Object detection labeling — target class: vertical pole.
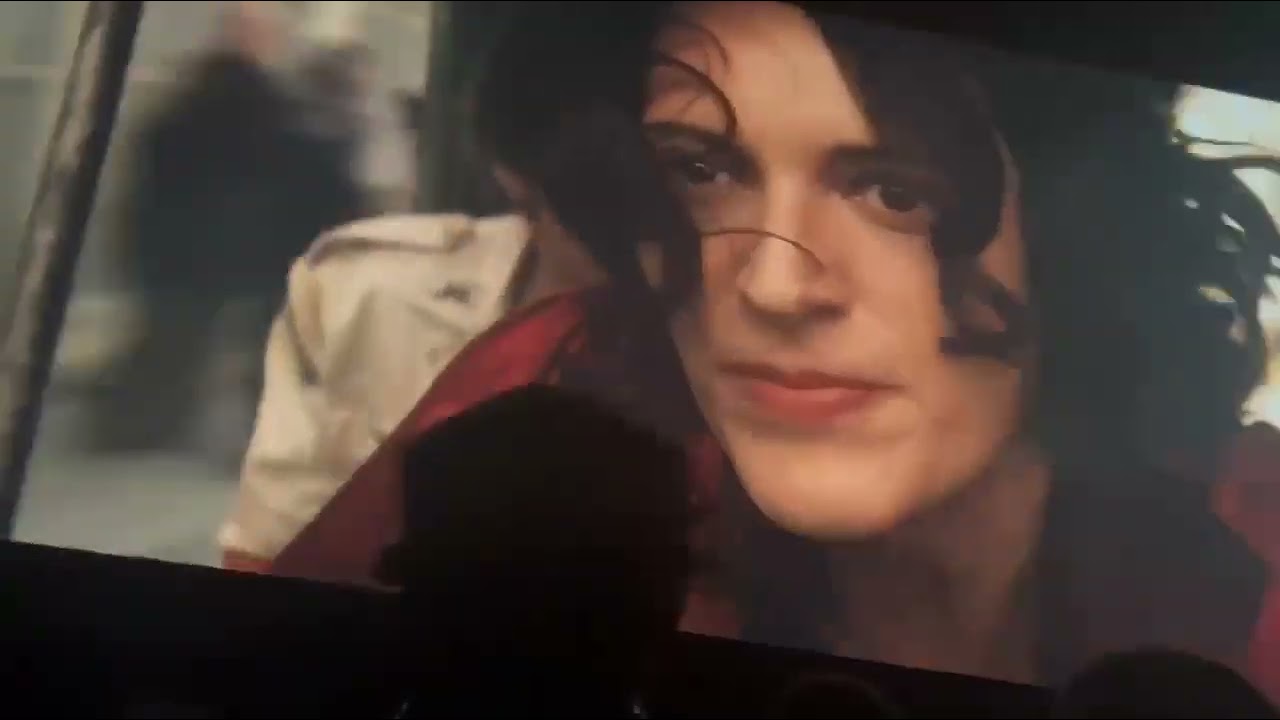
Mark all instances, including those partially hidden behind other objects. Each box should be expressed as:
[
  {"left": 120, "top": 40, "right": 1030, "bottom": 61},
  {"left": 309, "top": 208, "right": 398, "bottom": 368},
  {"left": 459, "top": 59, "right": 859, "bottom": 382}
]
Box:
[{"left": 0, "top": 1, "right": 145, "bottom": 537}]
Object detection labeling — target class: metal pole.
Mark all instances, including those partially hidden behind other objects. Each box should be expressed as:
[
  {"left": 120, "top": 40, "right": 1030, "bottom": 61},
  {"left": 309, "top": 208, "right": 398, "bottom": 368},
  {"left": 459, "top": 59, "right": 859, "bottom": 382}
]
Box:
[{"left": 0, "top": 1, "right": 145, "bottom": 537}]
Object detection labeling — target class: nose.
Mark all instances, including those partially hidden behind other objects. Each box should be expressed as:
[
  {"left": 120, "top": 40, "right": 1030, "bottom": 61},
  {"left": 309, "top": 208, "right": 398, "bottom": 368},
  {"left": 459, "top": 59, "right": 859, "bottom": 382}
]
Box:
[{"left": 734, "top": 192, "right": 849, "bottom": 322}]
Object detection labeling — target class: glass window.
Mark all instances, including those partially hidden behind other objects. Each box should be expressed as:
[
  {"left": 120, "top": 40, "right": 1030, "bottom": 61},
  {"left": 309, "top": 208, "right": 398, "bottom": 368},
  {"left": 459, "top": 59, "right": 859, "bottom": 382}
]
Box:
[{"left": 8, "top": 0, "right": 435, "bottom": 565}]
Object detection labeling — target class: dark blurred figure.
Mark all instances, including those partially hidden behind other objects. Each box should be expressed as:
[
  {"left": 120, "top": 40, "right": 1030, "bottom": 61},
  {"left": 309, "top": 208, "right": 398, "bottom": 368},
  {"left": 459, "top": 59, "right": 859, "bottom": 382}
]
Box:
[
  {"left": 88, "top": 5, "right": 368, "bottom": 453},
  {"left": 770, "top": 672, "right": 905, "bottom": 719},
  {"left": 295, "top": 42, "right": 416, "bottom": 214},
  {"left": 1052, "top": 649, "right": 1279, "bottom": 718},
  {"left": 380, "top": 384, "right": 693, "bottom": 718}
]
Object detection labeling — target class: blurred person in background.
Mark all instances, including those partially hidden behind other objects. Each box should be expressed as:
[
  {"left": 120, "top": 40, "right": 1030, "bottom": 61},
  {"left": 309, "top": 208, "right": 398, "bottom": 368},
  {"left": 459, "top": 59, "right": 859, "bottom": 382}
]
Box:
[
  {"left": 87, "top": 2, "right": 373, "bottom": 455},
  {"left": 292, "top": 41, "right": 418, "bottom": 214},
  {"left": 217, "top": 151, "right": 604, "bottom": 571}
]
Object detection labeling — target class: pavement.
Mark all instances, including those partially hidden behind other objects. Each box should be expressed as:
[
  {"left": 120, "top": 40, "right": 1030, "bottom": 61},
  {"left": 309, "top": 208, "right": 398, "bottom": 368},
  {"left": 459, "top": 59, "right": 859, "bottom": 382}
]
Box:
[
  {"left": 9, "top": 295, "right": 254, "bottom": 568},
  {"left": 13, "top": 427, "right": 235, "bottom": 567}
]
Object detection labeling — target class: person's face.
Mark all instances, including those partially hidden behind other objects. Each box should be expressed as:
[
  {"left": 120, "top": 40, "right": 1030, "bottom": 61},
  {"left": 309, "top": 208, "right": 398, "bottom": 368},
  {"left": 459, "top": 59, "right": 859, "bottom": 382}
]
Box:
[{"left": 642, "top": 2, "right": 1030, "bottom": 539}]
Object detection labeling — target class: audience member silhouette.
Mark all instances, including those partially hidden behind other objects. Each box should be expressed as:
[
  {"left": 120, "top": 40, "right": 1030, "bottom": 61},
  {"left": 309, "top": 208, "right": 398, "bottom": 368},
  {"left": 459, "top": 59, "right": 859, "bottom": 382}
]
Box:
[
  {"left": 380, "top": 384, "right": 693, "bottom": 718},
  {"left": 1052, "top": 648, "right": 1279, "bottom": 718},
  {"left": 113, "top": 699, "right": 226, "bottom": 719},
  {"left": 770, "top": 672, "right": 905, "bottom": 719}
]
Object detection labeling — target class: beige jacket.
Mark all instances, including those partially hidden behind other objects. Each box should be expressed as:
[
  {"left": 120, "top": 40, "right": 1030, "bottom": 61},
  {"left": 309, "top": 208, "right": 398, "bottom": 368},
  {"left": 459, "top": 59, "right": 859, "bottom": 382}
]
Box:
[{"left": 218, "top": 213, "right": 534, "bottom": 560}]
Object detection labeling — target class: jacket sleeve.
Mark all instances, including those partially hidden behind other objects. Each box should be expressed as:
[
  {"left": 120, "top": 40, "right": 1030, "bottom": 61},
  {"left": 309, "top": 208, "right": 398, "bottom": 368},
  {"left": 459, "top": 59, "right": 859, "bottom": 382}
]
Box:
[
  {"left": 270, "top": 291, "right": 594, "bottom": 588},
  {"left": 217, "top": 259, "right": 337, "bottom": 566},
  {"left": 218, "top": 248, "right": 485, "bottom": 571}
]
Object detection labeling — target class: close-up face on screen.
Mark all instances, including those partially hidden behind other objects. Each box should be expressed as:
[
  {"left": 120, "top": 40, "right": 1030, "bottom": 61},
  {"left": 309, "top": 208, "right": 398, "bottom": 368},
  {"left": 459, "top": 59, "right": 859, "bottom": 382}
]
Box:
[{"left": 7, "top": 0, "right": 1280, "bottom": 700}]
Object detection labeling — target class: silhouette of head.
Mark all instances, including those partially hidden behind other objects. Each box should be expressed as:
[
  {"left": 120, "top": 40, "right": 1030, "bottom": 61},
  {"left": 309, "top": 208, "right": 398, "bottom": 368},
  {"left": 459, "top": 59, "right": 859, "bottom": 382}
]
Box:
[
  {"left": 384, "top": 384, "right": 692, "bottom": 714},
  {"left": 1052, "top": 648, "right": 1278, "bottom": 718},
  {"left": 117, "top": 700, "right": 225, "bottom": 719},
  {"left": 770, "top": 672, "right": 904, "bottom": 719}
]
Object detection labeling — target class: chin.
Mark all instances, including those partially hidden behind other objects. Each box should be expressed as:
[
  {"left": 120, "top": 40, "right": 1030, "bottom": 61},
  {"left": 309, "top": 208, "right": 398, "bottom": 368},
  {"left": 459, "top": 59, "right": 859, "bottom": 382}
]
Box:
[{"left": 728, "top": 442, "right": 928, "bottom": 542}]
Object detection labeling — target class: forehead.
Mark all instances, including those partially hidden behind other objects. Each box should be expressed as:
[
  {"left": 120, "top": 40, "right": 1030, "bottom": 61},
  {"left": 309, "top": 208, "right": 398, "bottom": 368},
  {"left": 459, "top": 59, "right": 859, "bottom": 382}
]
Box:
[{"left": 647, "top": 1, "right": 876, "bottom": 148}]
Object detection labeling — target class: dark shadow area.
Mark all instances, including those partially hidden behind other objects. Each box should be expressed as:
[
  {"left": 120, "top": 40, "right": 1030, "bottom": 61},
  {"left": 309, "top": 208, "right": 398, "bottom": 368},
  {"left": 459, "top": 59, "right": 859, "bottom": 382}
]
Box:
[
  {"left": 2, "top": 541, "right": 1049, "bottom": 718},
  {"left": 769, "top": 671, "right": 906, "bottom": 719},
  {"left": 1052, "top": 649, "right": 1280, "bottom": 719},
  {"left": 384, "top": 384, "right": 693, "bottom": 717}
]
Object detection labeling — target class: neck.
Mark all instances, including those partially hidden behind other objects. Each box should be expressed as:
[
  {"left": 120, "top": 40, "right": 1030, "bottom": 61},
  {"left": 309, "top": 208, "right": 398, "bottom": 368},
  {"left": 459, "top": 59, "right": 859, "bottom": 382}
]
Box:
[
  {"left": 509, "top": 220, "right": 605, "bottom": 310},
  {"left": 830, "top": 444, "right": 1050, "bottom": 682}
]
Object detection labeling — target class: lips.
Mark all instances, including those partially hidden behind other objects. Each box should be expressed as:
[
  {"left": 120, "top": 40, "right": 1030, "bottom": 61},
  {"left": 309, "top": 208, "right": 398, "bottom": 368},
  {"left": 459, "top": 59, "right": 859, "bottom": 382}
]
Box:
[{"left": 720, "top": 361, "right": 894, "bottom": 426}]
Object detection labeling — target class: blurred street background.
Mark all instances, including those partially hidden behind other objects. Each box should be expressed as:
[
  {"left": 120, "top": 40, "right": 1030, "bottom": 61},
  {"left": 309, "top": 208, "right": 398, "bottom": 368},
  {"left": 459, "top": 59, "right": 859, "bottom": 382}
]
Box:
[{"left": 3, "top": 1, "right": 432, "bottom": 564}]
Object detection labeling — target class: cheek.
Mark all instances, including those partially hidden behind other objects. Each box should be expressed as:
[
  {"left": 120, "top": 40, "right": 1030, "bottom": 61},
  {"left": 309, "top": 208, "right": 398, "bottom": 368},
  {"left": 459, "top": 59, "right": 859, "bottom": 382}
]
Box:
[
  {"left": 650, "top": 237, "right": 750, "bottom": 367},
  {"left": 655, "top": 215, "right": 1029, "bottom": 538},
  {"left": 925, "top": 208, "right": 1032, "bottom": 486},
  {"left": 859, "top": 239, "right": 948, "bottom": 360},
  {"left": 977, "top": 185, "right": 1030, "bottom": 301},
  {"left": 698, "top": 238, "right": 749, "bottom": 315},
  {"left": 929, "top": 358, "right": 1027, "bottom": 489}
]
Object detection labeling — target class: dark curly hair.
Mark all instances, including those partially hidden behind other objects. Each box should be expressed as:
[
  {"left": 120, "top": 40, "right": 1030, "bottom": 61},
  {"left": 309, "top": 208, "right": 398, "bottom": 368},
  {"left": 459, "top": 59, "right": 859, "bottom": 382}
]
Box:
[
  {"left": 468, "top": 1, "right": 1280, "bottom": 678},
  {"left": 471, "top": 0, "right": 1280, "bottom": 470}
]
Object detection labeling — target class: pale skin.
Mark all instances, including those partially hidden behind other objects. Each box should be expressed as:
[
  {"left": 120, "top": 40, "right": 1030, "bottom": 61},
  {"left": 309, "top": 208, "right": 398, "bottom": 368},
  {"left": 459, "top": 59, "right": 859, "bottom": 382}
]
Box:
[
  {"left": 641, "top": 2, "right": 1050, "bottom": 682},
  {"left": 218, "top": 1, "right": 280, "bottom": 64}
]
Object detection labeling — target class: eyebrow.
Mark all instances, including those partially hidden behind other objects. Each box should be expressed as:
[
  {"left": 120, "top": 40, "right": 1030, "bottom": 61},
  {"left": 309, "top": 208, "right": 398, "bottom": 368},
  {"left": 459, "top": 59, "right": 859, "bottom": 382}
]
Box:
[
  {"left": 644, "top": 120, "right": 930, "bottom": 171},
  {"left": 644, "top": 120, "right": 737, "bottom": 149}
]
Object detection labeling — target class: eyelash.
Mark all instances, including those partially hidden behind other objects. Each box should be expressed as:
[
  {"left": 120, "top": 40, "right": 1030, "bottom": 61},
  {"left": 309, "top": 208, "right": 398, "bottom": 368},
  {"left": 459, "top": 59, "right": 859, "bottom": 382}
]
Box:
[
  {"left": 656, "top": 144, "right": 941, "bottom": 218},
  {"left": 658, "top": 146, "right": 744, "bottom": 190},
  {"left": 837, "top": 169, "right": 941, "bottom": 214}
]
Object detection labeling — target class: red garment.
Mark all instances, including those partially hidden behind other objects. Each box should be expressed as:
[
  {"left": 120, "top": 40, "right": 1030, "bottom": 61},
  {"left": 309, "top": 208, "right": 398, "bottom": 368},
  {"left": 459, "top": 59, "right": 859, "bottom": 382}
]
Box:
[
  {"left": 272, "top": 287, "right": 1279, "bottom": 694},
  {"left": 271, "top": 288, "right": 742, "bottom": 637},
  {"left": 271, "top": 291, "right": 592, "bottom": 588},
  {"left": 1214, "top": 423, "right": 1280, "bottom": 703}
]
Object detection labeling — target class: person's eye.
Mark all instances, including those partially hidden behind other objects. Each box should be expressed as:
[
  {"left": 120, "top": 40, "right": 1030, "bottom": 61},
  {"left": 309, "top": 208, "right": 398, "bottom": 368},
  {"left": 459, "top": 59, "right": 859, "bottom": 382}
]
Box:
[
  {"left": 648, "top": 130, "right": 758, "bottom": 233},
  {"left": 662, "top": 150, "right": 735, "bottom": 189},
  {"left": 839, "top": 172, "right": 942, "bottom": 236},
  {"left": 870, "top": 182, "right": 928, "bottom": 214}
]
